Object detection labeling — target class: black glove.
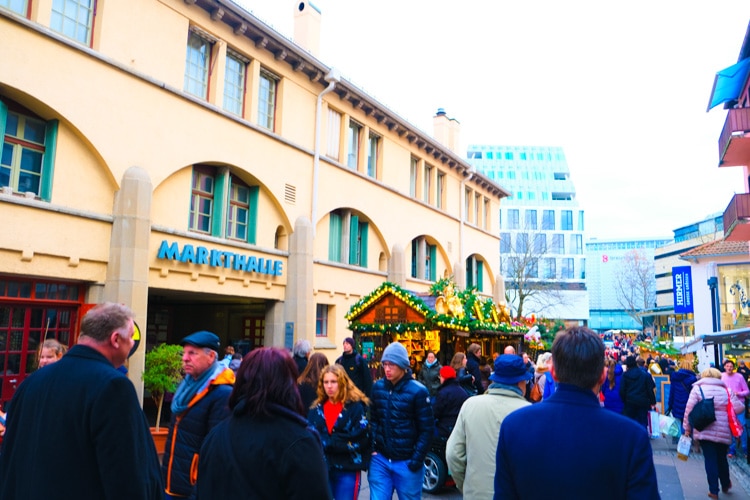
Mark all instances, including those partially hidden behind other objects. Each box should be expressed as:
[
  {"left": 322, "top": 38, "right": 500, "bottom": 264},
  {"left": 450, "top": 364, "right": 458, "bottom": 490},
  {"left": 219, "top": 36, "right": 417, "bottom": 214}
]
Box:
[{"left": 407, "top": 460, "right": 423, "bottom": 472}]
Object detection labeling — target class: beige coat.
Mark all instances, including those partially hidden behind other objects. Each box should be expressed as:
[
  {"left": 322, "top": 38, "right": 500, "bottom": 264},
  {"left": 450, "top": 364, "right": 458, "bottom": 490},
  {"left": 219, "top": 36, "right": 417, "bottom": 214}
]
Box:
[
  {"left": 683, "top": 377, "right": 744, "bottom": 444},
  {"left": 446, "top": 386, "right": 530, "bottom": 500}
]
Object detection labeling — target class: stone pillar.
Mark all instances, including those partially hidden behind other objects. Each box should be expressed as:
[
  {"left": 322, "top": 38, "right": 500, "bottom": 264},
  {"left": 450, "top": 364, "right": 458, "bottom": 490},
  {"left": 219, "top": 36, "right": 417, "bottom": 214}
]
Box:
[
  {"left": 285, "top": 217, "right": 314, "bottom": 348},
  {"left": 494, "top": 274, "right": 507, "bottom": 304},
  {"left": 103, "top": 166, "right": 152, "bottom": 404},
  {"left": 454, "top": 261, "right": 466, "bottom": 290},
  {"left": 264, "top": 300, "right": 285, "bottom": 347},
  {"left": 388, "top": 243, "right": 405, "bottom": 287}
]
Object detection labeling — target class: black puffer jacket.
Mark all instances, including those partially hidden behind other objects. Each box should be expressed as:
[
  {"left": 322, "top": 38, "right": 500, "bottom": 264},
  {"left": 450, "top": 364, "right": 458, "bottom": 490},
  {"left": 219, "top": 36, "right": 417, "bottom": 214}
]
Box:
[{"left": 370, "top": 373, "right": 434, "bottom": 470}]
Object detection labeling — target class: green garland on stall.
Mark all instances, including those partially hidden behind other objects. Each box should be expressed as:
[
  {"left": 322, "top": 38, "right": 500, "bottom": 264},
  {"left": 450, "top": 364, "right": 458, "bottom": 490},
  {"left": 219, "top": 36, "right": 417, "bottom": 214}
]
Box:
[
  {"left": 635, "top": 341, "right": 681, "bottom": 357},
  {"left": 346, "top": 280, "right": 527, "bottom": 334}
]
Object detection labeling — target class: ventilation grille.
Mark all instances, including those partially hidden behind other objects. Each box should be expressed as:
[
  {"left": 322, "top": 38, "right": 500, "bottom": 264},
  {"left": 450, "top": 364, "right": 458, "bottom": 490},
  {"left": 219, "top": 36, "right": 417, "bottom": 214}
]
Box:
[{"left": 284, "top": 184, "right": 296, "bottom": 204}]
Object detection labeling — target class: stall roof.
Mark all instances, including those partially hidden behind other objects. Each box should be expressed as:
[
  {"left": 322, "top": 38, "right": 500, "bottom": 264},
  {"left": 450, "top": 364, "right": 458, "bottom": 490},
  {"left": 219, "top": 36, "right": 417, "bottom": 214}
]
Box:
[{"left": 681, "top": 327, "right": 750, "bottom": 353}]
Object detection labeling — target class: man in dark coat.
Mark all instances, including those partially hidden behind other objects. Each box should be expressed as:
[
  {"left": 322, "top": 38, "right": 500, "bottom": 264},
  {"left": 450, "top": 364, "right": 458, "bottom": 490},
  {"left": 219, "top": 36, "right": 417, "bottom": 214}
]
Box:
[
  {"left": 494, "top": 327, "right": 659, "bottom": 499},
  {"left": 0, "top": 303, "right": 163, "bottom": 500},
  {"left": 335, "top": 337, "right": 372, "bottom": 396},
  {"left": 162, "top": 331, "right": 235, "bottom": 499},
  {"left": 466, "top": 343, "right": 485, "bottom": 395},
  {"left": 292, "top": 339, "right": 311, "bottom": 375}
]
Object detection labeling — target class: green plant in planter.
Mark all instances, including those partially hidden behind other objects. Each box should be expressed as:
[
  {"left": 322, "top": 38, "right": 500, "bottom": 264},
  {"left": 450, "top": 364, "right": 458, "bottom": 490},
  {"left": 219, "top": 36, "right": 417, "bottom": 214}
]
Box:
[{"left": 142, "top": 343, "right": 183, "bottom": 432}]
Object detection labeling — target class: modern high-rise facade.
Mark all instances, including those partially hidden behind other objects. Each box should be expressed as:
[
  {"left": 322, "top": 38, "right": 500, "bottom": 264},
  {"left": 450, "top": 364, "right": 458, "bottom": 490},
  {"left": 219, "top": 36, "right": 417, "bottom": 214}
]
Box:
[
  {"left": 467, "top": 145, "right": 588, "bottom": 323},
  {"left": 586, "top": 237, "right": 672, "bottom": 333}
]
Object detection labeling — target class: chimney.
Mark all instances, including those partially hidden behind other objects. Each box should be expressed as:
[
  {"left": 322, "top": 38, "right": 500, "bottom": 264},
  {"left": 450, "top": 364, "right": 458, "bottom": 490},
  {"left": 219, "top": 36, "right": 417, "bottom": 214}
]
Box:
[
  {"left": 294, "top": 1, "right": 321, "bottom": 58},
  {"left": 433, "top": 108, "right": 461, "bottom": 153}
]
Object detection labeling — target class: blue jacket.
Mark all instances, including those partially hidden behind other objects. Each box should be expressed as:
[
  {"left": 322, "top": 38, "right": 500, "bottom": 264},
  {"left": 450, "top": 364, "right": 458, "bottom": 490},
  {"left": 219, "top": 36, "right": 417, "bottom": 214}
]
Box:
[
  {"left": 495, "top": 383, "right": 659, "bottom": 500},
  {"left": 308, "top": 400, "right": 371, "bottom": 471},
  {"left": 601, "top": 363, "right": 624, "bottom": 414},
  {"left": 668, "top": 368, "right": 697, "bottom": 420},
  {"left": 370, "top": 373, "right": 434, "bottom": 469},
  {"left": 162, "top": 367, "right": 234, "bottom": 498}
]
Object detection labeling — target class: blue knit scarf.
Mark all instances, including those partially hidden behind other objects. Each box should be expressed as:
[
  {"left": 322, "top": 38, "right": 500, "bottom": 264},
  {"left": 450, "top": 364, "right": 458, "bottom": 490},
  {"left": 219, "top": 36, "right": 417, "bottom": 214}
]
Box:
[{"left": 171, "top": 361, "right": 219, "bottom": 415}]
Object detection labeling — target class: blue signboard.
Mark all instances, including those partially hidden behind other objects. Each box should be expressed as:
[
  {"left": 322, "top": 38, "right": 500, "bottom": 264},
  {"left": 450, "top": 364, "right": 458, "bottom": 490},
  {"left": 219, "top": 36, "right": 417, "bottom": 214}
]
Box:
[{"left": 672, "top": 266, "right": 694, "bottom": 314}]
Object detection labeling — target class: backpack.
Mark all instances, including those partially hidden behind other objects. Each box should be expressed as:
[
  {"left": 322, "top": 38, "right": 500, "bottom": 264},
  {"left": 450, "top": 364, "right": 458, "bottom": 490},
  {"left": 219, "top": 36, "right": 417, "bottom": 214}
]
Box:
[{"left": 530, "top": 381, "right": 542, "bottom": 402}]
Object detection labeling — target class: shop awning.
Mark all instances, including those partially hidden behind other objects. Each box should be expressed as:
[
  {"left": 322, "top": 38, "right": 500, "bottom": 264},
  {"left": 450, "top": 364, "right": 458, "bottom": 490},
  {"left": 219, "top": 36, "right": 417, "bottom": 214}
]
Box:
[
  {"left": 680, "top": 326, "right": 750, "bottom": 353},
  {"left": 637, "top": 309, "right": 674, "bottom": 319},
  {"left": 707, "top": 58, "right": 750, "bottom": 111}
]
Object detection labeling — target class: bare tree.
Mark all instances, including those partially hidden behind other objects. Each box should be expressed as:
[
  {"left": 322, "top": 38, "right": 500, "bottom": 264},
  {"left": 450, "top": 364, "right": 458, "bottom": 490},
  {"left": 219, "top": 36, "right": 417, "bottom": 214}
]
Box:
[
  {"left": 614, "top": 249, "right": 655, "bottom": 326},
  {"left": 501, "top": 229, "right": 570, "bottom": 321}
]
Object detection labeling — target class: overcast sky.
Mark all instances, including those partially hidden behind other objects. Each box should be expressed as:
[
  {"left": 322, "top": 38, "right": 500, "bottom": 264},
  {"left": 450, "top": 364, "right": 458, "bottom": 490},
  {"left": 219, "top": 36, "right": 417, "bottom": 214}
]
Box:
[{"left": 236, "top": 1, "right": 750, "bottom": 240}]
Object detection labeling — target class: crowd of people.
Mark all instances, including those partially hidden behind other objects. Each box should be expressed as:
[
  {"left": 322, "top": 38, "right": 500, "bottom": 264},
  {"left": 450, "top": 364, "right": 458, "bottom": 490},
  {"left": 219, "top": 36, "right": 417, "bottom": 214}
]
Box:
[{"left": 2, "top": 303, "right": 749, "bottom": 499}]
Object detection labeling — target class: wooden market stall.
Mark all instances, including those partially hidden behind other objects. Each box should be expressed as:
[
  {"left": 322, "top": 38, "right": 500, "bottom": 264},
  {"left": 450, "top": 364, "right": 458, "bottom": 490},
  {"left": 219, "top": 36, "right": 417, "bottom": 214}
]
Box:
[{"left": 345, "top": 280, "right": 527, "bottom": 378}]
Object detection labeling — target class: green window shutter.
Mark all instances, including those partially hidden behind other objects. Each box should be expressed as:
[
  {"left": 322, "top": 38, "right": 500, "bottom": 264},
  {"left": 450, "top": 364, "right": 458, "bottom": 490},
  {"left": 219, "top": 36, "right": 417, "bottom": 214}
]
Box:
[
  {"left": 211, "top": 172, "right": 226, "bottom": 237},
  {"left": 247, "top": 185, "right": 259, "bottom": 244},
  {"left": 40, "top": 119, "right": 58, "bottom": 202},
  {"left": 349, "top": 215, "right": 359, "bottom": 264},
  {"left": 477, "top": 260, "right": 484, "bottom": 291},
  {"left": 0, "top": 101, "right": 7, "bottom": 154},
  {"left": 328, "top": 211, "right": 342, "bottom": 261},
  {"left": 429, "top": 244, "right": 436, "bottom": 281},
  {"left": 410, "top": 240, "right": 418, "bottom": 278},
  {"left": 360, "top": 222, "right": 368, "bottom": 268},
  {"left": 466, "top": 258, "right": 474, "bottom": 287}
]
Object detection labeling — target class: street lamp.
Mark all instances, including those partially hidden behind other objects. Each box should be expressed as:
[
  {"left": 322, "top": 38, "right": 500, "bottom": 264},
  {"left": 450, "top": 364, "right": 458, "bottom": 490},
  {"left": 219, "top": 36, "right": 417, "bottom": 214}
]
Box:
[{"left": 707, "top": 262, "right": 721, "bottom": 367}]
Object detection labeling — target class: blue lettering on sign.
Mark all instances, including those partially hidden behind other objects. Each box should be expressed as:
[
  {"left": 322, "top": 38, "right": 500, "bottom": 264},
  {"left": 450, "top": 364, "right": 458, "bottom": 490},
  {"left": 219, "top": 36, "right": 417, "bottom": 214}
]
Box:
[
  {"left": 180, "top": 244, "right": 195, "bottom": 263},
  {"left": 234, "top": 254, "right": 247, "bottom": 271},
  {"left": 157, "top": 241, "right": 180, "bottom": 260},
  {"left": 156, "top": 240, "right": 283, "bottom": 277},
  {"left": 197, "top": 246, "right": 209, "bottom": 265},
  {"left": 248, "top": 256, "right": 258, "bottom": 273}
]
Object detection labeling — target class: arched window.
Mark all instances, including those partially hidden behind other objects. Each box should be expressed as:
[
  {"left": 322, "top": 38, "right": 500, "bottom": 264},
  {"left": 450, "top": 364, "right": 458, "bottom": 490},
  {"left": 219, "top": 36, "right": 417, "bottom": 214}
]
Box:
[{"left": 189, "top": 166, "right": 259, "bottom": 243}]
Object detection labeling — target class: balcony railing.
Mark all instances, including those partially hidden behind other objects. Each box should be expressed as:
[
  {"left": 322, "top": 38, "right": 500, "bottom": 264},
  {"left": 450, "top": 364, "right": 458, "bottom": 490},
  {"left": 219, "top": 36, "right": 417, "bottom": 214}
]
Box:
[
  {"left": 723, "top": 193, "right": 750, "bottom": 240},
  {"left": 719, "top": 107, "right": 750, "bottom": 164}
]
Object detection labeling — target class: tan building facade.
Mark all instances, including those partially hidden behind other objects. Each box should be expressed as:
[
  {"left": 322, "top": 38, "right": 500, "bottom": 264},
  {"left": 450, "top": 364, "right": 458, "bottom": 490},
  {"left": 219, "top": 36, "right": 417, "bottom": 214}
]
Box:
[{"left": 0, "top": 0, "right": 507, "bottom": 403}]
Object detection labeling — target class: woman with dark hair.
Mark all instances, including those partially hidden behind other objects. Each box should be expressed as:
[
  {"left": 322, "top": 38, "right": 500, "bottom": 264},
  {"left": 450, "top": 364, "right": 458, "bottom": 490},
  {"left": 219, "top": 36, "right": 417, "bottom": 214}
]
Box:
[
  {"left": 308, "top": 364, "right": 371, "bottom": 500},
  {"left": 196, "top": 347, "right": 331, "bottom": 500},
  {"left": 298, "top": 352, "right": 330, "bottom": 409}
]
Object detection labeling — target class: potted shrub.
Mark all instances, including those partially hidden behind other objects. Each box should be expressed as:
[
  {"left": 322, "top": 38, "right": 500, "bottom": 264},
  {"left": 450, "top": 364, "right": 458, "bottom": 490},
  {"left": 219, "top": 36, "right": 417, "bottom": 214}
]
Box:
[{"left": 142, "top": 343, "right": 183, "bottom": 453}]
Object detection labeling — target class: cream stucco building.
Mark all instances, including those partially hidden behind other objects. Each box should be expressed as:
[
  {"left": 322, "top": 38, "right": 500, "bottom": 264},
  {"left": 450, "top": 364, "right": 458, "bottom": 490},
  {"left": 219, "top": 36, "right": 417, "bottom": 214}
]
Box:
[{"left": 0, "top": 0, "right": 507, "bottom": 403}]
